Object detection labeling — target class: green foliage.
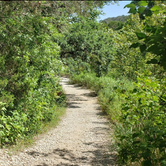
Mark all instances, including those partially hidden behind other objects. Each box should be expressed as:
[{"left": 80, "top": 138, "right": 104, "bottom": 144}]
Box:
[
  {"left": 110, "top": 1, "right": 166, "bottom": 165},
  {"left": 0, "top": 10, "right": 66, "bottom": 145},
  {"left": 0, "top": 1, "right": 109, "bottom": 146},
  {"left": 59, "top": 18, "right": 116, "bottom": 77},
  {"left": 115, "top": 73, "right": 166, "bottom": 165},
  {"left": 127, "top": 1, "right": 166, "bottom": 70},
  {"left": 0, "top": 110, "right": 28, "bottom": 144},
  {"left": 107, "top": 14, "right": 148, "bottom": 81},
  {"left": 1, "top": 2, "right": 166, "bottom": 165},
  {"left": 62, "top": 57, "right": 91, "bottom": 77}
]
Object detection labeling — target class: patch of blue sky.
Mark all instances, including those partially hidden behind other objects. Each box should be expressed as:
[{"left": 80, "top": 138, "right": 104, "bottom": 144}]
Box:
[{"left": 97, "top": 1, "right": 132, "bottom": 21}]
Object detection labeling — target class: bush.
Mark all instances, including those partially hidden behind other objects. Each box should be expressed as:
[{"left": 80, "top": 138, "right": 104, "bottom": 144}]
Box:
[
  {"left": 0, "top": 15, "right": 66, "bottom": 145},
  {"left": 115, "top": 73, "right": 166, "bottom": 165},
  {"left": 59, "top": 19, "right": 116, "bottom": 77}
]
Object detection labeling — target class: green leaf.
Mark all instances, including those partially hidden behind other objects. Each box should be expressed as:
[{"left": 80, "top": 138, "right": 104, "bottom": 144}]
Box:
[
  {"left": 130, "top": 43, "right": 140, "bottom": 48},
  {"left": 0, "top": 124, "right": 4, "bottom": 128},
  {"left": 0, "top": 131, "right": 5, "bottom": 136},
  {"left": 145, "top": 10, "right": 152, "bottom": 16},
  {"left": 138, "top": 7, "right": 146, "bottom": 14},
  {"left": 136, "top": 32, "right": 147, "bottom": 40},
  {"left": 5, "top": 138, "right": 9, "bottom": 142},
  {"left": 153, "top": 10, "right": 160, "bottom": 15},
  {"left": 138, "top": 1, "right": 148, "bottom": 7},
  {"left": 147, "top": 45, "right": 160, "bottom": 54},
  {"left": 124, "top": 4, "right": 137, "bottom": 14},
  {"left": 124, "top": 4, "right": 136, "bottom": 9},
  {"left": 140, "top": 44, "right": 146, "bottom": 53},
  {"left": 145, "top": 26, "right": 156, "bottom": 33},
  {"left": 129, "top": 8, "right": 137, "bottom": 14},
  {"left": 151, "top": 5, "right": 161, "bottom": 12}
]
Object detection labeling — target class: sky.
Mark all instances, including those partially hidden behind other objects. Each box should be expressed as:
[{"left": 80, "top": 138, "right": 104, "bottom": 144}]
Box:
[{"left": 98, "top": 1, "right": 132, "bottom": 21}]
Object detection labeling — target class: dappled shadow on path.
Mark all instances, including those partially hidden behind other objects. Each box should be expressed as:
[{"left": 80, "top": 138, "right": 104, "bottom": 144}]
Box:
[
  {"left": 82, "top": 92, "right": 97, "bottom": 97},
  {"left": 27, "top": 143, "right": 117, "bottom": 166},
  {"left": 92, "top": 121, "right": 110, "bottom": 125},
  {"left": 66, "top": 94, "right": 88, "bottom": 102},
  {"left": 27, "top": 123, "right": 117, "bottom": 165},
  {"left": 27, "top": 151, "right": 50, "bottom": 157},
  {"left": 67, "top": 103, "right": 81, "bottom": 108},
  {"left": 36, "top": 163, "right": 48, "bottom": 166}
]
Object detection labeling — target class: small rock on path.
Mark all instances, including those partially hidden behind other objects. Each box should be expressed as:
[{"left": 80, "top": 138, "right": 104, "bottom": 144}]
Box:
[{"left": 0, "top": 77, "right": 117, "bottom": 166}]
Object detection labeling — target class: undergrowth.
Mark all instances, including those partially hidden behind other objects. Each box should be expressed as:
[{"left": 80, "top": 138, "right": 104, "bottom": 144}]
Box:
[
  {"left": 70, "top": 72, "right": 166, "bottom": 166},
  {"left": 4, "top": 106, "right": 66, "bottom": 154},
  {"left": 70, "top": 72, "right": 134, "bottom": 123}
]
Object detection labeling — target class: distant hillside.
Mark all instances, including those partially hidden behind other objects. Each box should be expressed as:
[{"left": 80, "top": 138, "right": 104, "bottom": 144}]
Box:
[
  {"left": 99, "top": 15, "right": 129, "bottom": 30},
  {"left": 100, "top": 15, "right": 129, "bottom": 24}
]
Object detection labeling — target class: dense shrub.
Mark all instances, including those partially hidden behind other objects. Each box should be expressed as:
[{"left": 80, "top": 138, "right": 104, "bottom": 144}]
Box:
[
  {"left": 59, "top": 19, "right": 116, "bottom": 77},
  {"left": 115, "top": 73, "right": 166, "bottom": 165},
  {"left": 0, "top": 15, "right": 65, "bottom": 145}
]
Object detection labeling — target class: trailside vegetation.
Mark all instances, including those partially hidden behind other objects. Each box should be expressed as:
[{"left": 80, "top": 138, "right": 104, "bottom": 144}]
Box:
[
  {"left": 1, "top": 1, "right": 166, "bottom": 165},
  {"left": 59, "top": 16, "right": 116, "bottom": 77},
  {"left": 0, "top": 2, "right": 67, "bottom": 145},
  {"left": 61, "top": 1, "right": 166, "bottom": 165},
  {"left": 0, "top": 1, "right": 108, "bottom": 146}
]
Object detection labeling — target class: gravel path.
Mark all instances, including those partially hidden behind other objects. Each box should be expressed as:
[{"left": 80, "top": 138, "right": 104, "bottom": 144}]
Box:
[{"left": 0, "top": 77, "right": 117, "bottom": 166}]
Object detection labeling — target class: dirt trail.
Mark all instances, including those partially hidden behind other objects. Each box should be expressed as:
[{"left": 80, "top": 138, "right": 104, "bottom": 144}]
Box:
[{"left": 0, "top": 77, "right": 117, "bottom": 166}]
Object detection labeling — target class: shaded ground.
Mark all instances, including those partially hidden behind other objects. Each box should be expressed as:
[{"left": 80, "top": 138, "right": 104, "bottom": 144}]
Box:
[{"left": 0, "top": 77, "right": 117, "bottom": 166}]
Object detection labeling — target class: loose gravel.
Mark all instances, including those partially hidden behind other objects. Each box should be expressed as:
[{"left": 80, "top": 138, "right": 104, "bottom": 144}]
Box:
[{"left": 0, "top": 77, "right": 117, "bottom": 166}]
